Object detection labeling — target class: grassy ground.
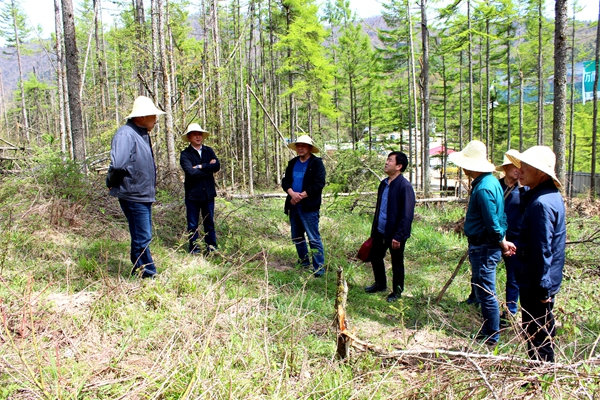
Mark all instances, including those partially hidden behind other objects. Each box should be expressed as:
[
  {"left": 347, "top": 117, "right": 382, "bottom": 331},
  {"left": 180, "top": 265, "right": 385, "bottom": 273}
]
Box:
[{"left": 1, "top": 164, "right": 600, "bottom": 399}]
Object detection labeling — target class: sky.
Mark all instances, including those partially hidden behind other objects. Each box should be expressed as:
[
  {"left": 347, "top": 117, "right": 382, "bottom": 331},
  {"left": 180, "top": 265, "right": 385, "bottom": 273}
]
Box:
[{"left": 12, "top": 0, "right": 600, "bottom": 44}]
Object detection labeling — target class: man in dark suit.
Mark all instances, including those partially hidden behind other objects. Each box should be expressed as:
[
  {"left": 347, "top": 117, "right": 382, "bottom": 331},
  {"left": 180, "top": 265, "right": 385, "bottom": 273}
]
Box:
[
  {"left": 180, "top": 123, "right": 221, "bottom": 254},
  {"left": 364, "top": 151, "right": 415, "bottom": 302}
]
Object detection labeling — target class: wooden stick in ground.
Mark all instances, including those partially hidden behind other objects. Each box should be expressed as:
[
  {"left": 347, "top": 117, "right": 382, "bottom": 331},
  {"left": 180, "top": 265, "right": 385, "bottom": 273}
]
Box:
[
  {"left": 334, "top": 266, "right": 350, "bottom": 359},
  {"left": 436, "top": 249, "right": 469, "bottom": 304}
]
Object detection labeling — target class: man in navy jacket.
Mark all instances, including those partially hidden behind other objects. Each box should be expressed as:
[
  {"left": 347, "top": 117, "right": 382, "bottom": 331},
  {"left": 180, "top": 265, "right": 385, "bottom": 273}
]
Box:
[
  {"left": 281, "top": 135, "right": 326, "bottom": 277},
  {"left": 180, "top": 123, "right": 221, "bottom": 254},
  {"left": 364, "top": 151, "right": 415, "bottom": 302},
  {"left": 507, "top": 146, "right": 566, "bottom": 362}
]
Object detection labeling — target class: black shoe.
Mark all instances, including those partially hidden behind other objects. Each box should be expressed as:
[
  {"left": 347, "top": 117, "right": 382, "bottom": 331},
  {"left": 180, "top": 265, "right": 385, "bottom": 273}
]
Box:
[
  {"left": 313, "top": 267, "right": 325, "bottom": 277},
  {"left": 364, "top": 283, "right": 387, "bottom": 293},
  {"left": 386, "top": 292, "right": 401, "bottom": 302},
  {"left": 475, "top": 334, "right": 498, "bottom": 347}
]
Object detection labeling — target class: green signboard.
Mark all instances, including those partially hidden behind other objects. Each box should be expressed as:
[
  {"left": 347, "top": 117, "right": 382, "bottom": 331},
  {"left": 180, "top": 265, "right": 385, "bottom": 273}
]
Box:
[{"left": 583, "top": 60, "right": 597, "bottom": 104}]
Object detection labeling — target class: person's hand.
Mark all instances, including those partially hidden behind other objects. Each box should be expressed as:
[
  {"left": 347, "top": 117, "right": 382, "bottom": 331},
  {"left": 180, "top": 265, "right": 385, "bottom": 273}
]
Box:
[
  {"left": 209, "top": 159, "right": 216, "bottom": 164},
  {"left": 540, "top": 297, "right": 553, "bottom": 304},
  {"left": 391, "top": 239, "right": 401, "bottom": 250},
  {"left": 500, "top": 239, "right": 516, "bottom": 256},
  {"left": 289, "top": 190, "right": 303, "bottom": 205}
]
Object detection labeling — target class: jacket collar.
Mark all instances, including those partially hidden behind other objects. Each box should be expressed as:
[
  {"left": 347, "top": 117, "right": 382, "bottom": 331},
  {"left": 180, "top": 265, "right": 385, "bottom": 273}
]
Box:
[{"left": 126, "top": 120, "right": 149, "bottom": 136}]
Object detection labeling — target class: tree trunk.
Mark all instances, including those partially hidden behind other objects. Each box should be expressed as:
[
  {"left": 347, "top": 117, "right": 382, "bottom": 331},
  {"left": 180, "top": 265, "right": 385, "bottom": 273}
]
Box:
[
  {"left": 54, "top": 0, "right": 67, "bottom": 156},
  {"left": 246, "top": 85, "right": 254, "bottom": 194},
  {"left": 11, "top": 0, "right": 29, "bottom": 144},
  {"left": 94, "top": 0, "right": 107, "bottom": 119},
  {"left": 591, "top": 1, "right": 600, "bottom": 199},
  {"left": 553, "top": 0, "right": 568, "bottom": 186},
  {"left": 61, "top": 0, "right": 86, "bottom": 169},
  {"left": 159, "top": 0, "right": 177, "bottom": 173},
  {"left": 407, "top": 2, "right": 419, "bottom": 188},
  {"left": 467, "top": 0, "right": 474, "bottom": 141},
  {"left": 134, "top": 0, "right": 145, "bottom": 94},
  {"left": 519, "top": 70, "right": 524, "bottom": 152},
  {"left": 537, "top": 0, "right": 544, "bottom": 145},
  {"left": 420, "top": 0, "right": 430, "bottom": 196},
  {"left": 506, "top": 25, "right": 511, "bottom": 150},
  {"left": 568, "top": 5, "right": 576, "bottom": 198}
]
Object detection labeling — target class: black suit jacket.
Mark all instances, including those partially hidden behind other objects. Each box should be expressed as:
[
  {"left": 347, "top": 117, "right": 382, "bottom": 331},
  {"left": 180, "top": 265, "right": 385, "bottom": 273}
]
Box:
[
  {"left": 370, "top": 174, "right": 415, "bottom": 242},
  {"left": 180, "top": 144, "right": 220, "bottom": 202}
]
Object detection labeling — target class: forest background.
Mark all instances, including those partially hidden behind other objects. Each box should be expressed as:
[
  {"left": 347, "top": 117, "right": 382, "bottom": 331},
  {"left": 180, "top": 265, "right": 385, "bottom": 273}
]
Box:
[{"left": 0, "top": 0, "right": 600, "bottom": 196}]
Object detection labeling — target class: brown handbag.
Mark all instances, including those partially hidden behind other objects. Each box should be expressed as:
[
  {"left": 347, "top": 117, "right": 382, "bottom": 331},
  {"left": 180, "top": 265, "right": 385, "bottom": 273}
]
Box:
[{"left": 356, "top": 237, "right": 373, "bottom": 262}]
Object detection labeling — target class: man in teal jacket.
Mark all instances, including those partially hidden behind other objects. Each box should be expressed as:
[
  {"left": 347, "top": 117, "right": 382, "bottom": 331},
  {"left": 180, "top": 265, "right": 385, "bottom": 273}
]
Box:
[{"left": 449, "top": 140, "right": 515, "bottom": 345}]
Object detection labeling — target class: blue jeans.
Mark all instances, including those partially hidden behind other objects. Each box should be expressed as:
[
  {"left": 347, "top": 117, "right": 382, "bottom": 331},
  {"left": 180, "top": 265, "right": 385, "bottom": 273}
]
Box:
[
  {"left": 119, "top": 199, "right": 156, "bottom": 277},
  {"left": 503, "top": 254, "right": 519, "bottom": 315},
  {"left": 469, "top": 244, "right": 501, "bottom": 342},
  {"left": 289, "top": 206, "right": 325, "bottom": 273},
  {"left": 185, "top": 198, "right": 217, "bottom": 252}
]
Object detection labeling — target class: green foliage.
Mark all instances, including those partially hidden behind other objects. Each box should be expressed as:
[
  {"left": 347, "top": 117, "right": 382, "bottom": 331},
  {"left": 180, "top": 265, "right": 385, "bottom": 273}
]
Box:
[
  {"left": 326, "top": 149, "right": 382, "bottom": 193},
  {"left": 33, "top": 148, "right": 89, "bottom": 202}
]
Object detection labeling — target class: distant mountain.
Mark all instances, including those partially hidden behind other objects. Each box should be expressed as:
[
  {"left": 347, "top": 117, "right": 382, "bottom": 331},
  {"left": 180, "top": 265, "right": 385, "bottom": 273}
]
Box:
[{"left": 0, "top": 42, "right": 55, "bottom": 101}]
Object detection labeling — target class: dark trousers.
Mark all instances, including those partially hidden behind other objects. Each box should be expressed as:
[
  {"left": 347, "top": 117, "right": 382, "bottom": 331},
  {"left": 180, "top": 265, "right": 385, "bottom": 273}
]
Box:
[
  {"left": 520, "top": 292, "right": 556, "bottom": 362},
  {"left": 185, "top": 198, "right": 217, "bottom": 252},
  {"left": 370, "top": 231, "right": 406, "bottom": 294}
]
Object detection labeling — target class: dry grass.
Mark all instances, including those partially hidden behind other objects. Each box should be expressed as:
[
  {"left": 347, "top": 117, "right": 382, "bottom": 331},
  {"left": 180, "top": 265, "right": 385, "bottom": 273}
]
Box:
[{"left": 1, "top": 172, "right": 600, "bottom": 399}]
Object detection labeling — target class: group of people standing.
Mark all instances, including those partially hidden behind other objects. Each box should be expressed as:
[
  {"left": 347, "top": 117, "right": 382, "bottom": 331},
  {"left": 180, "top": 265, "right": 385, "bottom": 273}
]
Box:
[
  {"left": 105, "top": 96, "right": 565, "bottom": 363},
  {"left": 449, "top": 140, "right": 566, "bottom": 363},
  {"left": 106, "top": 96, "right": 220, "bottom": 279}
]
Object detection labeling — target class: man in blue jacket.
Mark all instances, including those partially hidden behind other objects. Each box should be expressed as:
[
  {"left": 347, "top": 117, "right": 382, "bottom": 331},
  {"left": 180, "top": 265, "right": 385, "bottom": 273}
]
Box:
[
  {"left": 507, "top": 146, "right": 565, "bottom": 362},
  {"left": 107, "top": 96, "right": 166, "bottom": 279},
  {"left": 180, "top": 123, "right": 221, "bottom": 255},
  {"left": 449, "top": 140, "right": 515, "bottom": 345},
  {"left": 282, "top": 135, "right": 326, "bottom": 277},
  {"left": 364, "top": 151, "right": 415, "bottom": 302}
]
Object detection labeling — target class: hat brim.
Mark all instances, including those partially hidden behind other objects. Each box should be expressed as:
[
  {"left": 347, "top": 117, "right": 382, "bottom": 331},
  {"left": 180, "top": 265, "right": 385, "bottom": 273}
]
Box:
[
  {"left": 448, "top": 152, "right": 495, "bottom": 172},
  {"left": 182, "top": 131, "right": 210, "bottom": 142},
  {"left": 288, "top": 142, "right": 320, "bottom": 154},
  {"left": 506, "top": 153, "right": 562, "bottom": 188},
  {"left": 125, "top": 110, "right": 166, "bottom": 119}
]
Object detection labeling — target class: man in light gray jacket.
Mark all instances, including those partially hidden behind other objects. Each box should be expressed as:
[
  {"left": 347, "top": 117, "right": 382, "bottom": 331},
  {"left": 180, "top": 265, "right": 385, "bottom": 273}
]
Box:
[{"left": 107, "top": 96, "right": 165, "bottom": 278}]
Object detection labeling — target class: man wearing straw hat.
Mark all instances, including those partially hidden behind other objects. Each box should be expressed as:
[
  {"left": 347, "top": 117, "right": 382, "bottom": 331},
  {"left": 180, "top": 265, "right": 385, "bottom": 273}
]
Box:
[
  {"left": 282, "top": 135, "right": 326, "bottom": 277},
  {"left": 107, "top": 96, "right": 166, "bottom": 279},
  {"left": 497, "top": 149, "right": 529, "bottom": 322},
  {"left": 448, "top": 140, "right": 515, "bottom": 345},
  {"left": 506, "top": 146, "right": 565, "bottom": 362},
  {"left": 180, "top": 123, "right": 220, "bottom": 255}
]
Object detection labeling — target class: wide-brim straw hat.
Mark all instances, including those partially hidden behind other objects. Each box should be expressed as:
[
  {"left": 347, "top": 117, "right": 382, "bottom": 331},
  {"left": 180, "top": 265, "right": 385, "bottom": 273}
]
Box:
[
  {"left": 448, "top": 140, "right": 495, "bottom": 173},
  {"left": 288, "top": 134, "right": 320, "bottom": 153},
  {"left": 495, "top": 149, "right": 521, "bottom": 172},
  {"left": 182, "top": 123, "right": 210, "bottom": 142},
  {"left": 125, "top": 96, "right": 166, "bottom": 119},
  {"left": 506, "top": 145, "right": 562, "bottom": 188}
]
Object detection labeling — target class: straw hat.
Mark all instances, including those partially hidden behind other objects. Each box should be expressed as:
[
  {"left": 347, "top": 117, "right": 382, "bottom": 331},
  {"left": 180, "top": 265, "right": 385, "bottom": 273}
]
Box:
[
  {"left": 506, "top": 146, "right": 562, "bottom": 188},
  {"left": 447, "top": 140, "right": 495, "bottom": 172},
  {"left": 288, "top": 135, "right": 320, "bottom": 153},
  {"left": 182, "top": 123, "right": 210, "bottom": 142},
  {"left": 125, "top": 96, "right": 166, "bottom": 119},
  {"left": 495, "top": 149, "right": 521, "bottom": 172}
]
